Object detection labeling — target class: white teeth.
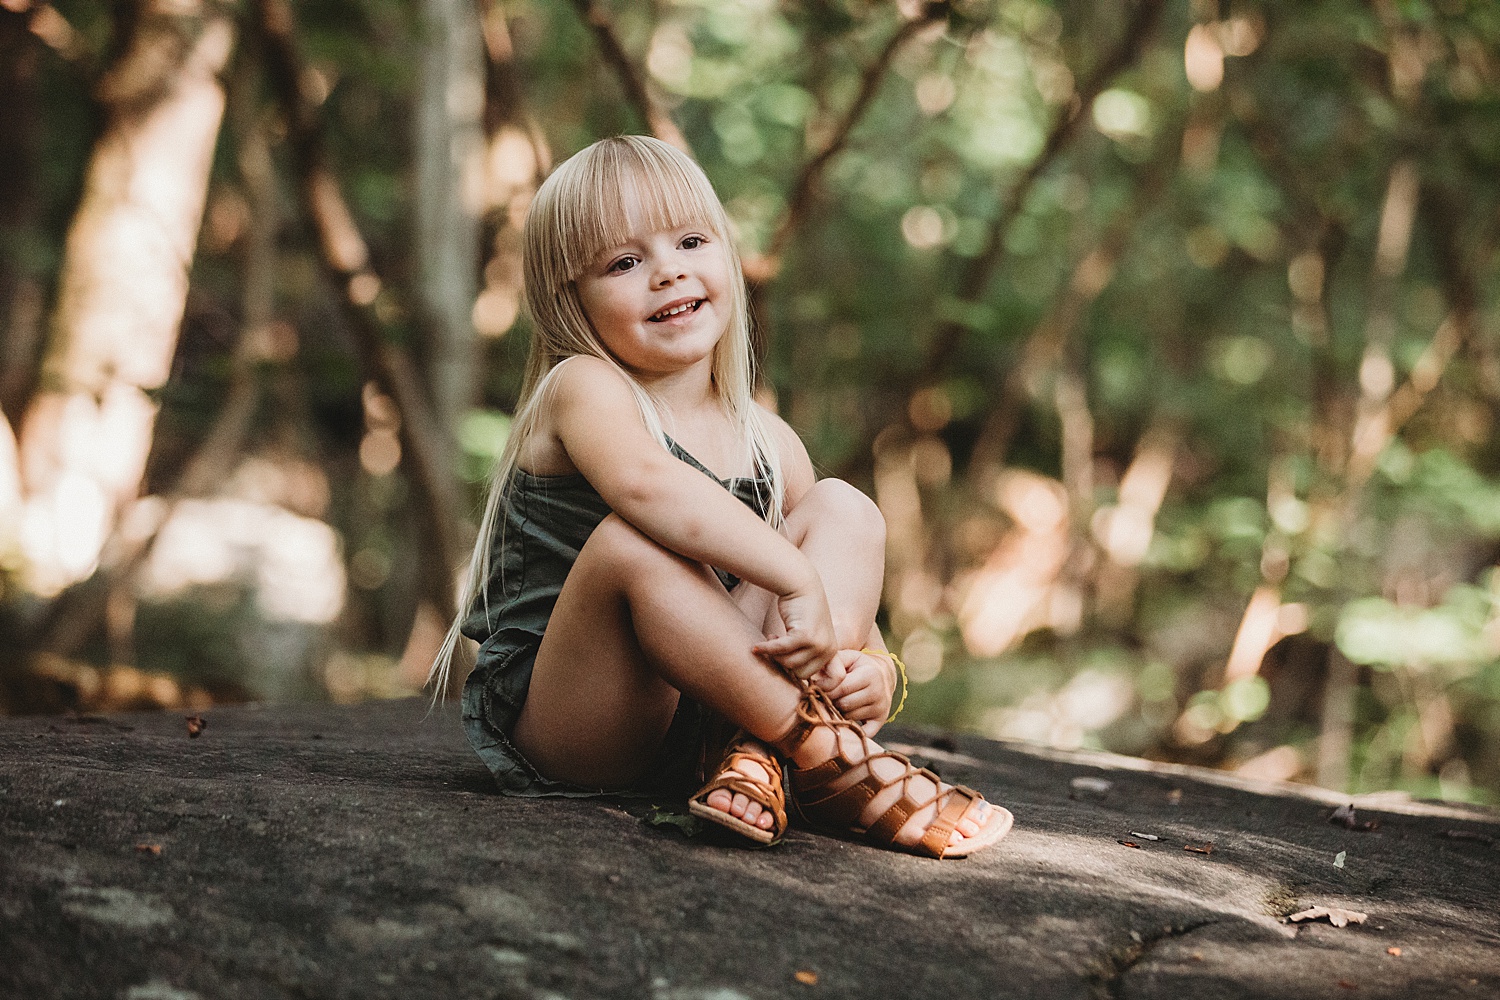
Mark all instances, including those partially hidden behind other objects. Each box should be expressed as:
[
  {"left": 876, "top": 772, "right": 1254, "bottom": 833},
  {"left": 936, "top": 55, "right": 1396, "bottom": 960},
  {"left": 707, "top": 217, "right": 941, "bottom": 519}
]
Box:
[{"left": 651, "top": 301, "right": 697, "bottom": 321}]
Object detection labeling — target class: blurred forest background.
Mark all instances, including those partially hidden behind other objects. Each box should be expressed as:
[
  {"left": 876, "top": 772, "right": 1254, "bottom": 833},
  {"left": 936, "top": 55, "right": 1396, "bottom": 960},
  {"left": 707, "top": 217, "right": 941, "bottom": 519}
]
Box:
[{"left": 2, "top": 0, "right": 1499, "bottom": 804}]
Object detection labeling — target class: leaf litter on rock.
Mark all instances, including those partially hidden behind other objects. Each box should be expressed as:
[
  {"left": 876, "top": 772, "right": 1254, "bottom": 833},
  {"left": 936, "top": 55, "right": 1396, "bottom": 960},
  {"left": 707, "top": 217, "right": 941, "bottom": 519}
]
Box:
[
  {"left": 1183, "top": 842, "right": 1214, "bottom": 855},
  {"left": 1285, "top": 906, "right": 1368, "bottom": 928}
]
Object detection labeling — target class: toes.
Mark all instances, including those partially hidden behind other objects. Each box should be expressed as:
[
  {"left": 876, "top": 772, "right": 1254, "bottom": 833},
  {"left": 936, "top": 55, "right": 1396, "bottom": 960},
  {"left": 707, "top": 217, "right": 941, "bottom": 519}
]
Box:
[
  {"left": 730, "top": 792, "right": 750, "bottom": 818},
  {"left": 757, "top": 810, "right": 775, "bottom": 830},
  {"left": 743, "top": 801, "right": 762, "bottom": 824},
  {"left": 706, "top": 788, "right": 733, "bottom": 814}
]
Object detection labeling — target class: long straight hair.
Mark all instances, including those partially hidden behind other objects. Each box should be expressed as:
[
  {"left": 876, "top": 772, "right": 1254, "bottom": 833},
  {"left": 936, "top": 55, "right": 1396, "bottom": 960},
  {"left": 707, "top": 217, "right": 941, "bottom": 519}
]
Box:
[{"left": 428, "top": 135, "right": 784, "bottom": 695}]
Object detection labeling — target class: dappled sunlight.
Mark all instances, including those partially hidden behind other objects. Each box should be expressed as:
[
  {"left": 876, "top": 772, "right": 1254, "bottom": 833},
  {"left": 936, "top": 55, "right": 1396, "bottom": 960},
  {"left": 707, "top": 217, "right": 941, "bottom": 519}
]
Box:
[
  {"left": 20, "top": 471, "right": 108, "bottom": 594},
  {"left": 958, "top": 469, "right": 1071, "bottom": 657},
  {"left": 1092, "top": 429, "right": 1176, "bottom": 568},
  {"left": 2, "top": 0, "right": 1497, "bottom": 818},
  {"left": 1233, "top": 745, "right": 1304, "bottom": 783},
  {"left": 359, "top": 381, "right": 402, "bottom": 477},
  {"left": 1184, "top": 24, "right": 1223, "bottom": 92},
  {"left": 323, "top": 651, "right": 415, "bottom": 703},
  {"left": 29, "top": 653, "right": 213, "bottom": 713},
  {"left": 139, "top": 498, "right": 345, "bottom": 625},
  {"left": 1223, "top": 585, "right": 1284, "bottom": 683},
  {"left": 981, "top": 669, "right": 1135, "bottom": 748}
]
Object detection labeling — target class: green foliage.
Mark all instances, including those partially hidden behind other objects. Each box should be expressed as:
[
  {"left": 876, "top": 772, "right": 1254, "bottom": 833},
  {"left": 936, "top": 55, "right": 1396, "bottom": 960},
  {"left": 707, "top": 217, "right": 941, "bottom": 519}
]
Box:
[{"left": 6, "top": 0, "right": 1500, "bottom": 803}]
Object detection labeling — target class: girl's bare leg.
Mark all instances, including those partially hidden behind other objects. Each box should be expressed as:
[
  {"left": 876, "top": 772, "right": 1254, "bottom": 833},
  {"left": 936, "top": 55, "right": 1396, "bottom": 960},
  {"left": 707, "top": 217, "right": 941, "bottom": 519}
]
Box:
[
  {"left": 706, "top": 479, "right": 885, "bottom": 829},
  {"left": 514, "top": 510, "right": 995, "bottom": 849},
  {"left": 513, "top": 513, "right": 801, "bottom": 789}
]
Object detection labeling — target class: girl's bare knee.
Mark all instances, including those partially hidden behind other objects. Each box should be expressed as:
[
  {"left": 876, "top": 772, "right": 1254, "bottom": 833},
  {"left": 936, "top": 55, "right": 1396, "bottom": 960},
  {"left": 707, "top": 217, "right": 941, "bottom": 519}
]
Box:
[
  {"left": 581, "top": 513, "right": 698, "bottom": 585},
  {"left": 583, "top": 513, "right": 658, "bottom": 565},
  {"left": 796, "top": 479, "right": 886, "bottom": 546}
]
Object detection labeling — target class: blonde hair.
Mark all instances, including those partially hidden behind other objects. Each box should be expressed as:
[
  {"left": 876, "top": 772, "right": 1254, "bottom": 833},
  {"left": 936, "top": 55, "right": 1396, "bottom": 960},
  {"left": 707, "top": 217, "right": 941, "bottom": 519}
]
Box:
[{"left": 428, "top": 135, "right": 784, "bottom": 695}]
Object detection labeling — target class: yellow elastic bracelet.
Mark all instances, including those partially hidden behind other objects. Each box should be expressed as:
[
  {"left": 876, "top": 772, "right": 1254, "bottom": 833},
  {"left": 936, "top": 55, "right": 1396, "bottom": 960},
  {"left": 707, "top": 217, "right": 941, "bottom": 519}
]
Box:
[{"left": 859, "top": 648, "right": 909, "bottom": 723}]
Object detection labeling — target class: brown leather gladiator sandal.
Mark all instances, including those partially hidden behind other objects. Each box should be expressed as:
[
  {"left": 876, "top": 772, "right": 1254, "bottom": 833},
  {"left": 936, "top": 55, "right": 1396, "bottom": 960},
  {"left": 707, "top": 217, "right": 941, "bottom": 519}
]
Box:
[
  {"left": 688, "top": 730, "right": 788, "bottom": 846},
  {"left": 769, "top": 686, "right": 1012, "bottom": 859}
]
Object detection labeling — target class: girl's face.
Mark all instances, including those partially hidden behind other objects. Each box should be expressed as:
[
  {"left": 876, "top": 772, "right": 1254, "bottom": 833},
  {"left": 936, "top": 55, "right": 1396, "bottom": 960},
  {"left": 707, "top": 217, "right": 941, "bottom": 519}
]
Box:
[{"left": 574, "top": 200, "right": 731, "bottom": 381}]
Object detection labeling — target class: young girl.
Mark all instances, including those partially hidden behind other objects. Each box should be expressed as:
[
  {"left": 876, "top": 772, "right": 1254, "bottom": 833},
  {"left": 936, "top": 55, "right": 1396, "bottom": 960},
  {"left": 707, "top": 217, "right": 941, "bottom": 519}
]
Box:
[{"left": 431, "top": 135, "right": 1011, "bottom": 858}]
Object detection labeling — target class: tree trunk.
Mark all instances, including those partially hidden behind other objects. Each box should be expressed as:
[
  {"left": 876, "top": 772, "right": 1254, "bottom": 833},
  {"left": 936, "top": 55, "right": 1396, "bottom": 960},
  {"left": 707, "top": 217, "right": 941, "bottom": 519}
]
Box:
[
  {"left": 0, "top": 7, "right": 44, "bottom": 425},
  {"left": 415, "top": 0, "right": 484, "bottom": 449},
  {"left": 14, "top": 0, "right": 234, "bottom": 596}
]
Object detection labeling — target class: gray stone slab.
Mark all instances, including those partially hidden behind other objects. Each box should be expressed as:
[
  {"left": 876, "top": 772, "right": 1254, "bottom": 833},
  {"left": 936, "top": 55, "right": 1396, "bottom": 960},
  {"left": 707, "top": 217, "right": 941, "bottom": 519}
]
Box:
[{"left": 1, "top": 698, "right": 1496, "bottom": 999}]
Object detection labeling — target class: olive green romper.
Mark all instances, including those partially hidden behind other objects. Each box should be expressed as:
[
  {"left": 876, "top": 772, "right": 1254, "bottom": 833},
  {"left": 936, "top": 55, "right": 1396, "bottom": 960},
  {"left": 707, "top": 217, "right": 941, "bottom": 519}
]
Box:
[{"left": 460, "top": 439, "right": 772, "bottom": 797}]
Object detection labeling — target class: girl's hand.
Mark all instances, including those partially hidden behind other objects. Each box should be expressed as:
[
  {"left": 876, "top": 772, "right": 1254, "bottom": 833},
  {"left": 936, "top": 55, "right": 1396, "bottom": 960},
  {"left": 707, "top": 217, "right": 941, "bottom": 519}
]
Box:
[
  {"left": 753, "top": 586, "right": 837, "bottom": 681},
  {"left": 813, "top": 648, "right": 896, "bottom": 733}
]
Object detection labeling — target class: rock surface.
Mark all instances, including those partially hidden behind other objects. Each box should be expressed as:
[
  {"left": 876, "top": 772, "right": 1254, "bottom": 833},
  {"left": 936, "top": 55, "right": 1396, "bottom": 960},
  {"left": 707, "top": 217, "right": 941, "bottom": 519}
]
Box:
[{"left": 1, "top": 698, "right": 1497, "bottom": 999}]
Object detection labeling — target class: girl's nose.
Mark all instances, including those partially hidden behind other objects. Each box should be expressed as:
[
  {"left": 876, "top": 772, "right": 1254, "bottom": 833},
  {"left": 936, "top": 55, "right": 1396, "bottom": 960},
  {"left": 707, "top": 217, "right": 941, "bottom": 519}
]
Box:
[{"left": 654, "top": 270, "right": 686, "bottom": 287}]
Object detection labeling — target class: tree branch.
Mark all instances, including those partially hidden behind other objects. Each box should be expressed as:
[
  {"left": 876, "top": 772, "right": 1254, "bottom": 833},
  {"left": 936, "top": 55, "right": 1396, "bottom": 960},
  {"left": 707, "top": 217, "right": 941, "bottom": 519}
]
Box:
[
  {"left": 763, "top": 2, "right": 949, "bottom": 266},
  {"left": 567, "top": 0, "right": 689, "bottom": 155},
  {"left": 963, "top": 132, "right": 1179, "bottom": 478},
  {"left": 1359, "top": 187, "right": 1492, "bottom": 483},
  {"left": 475, "top": 0, "right": 550, "bottom": 171},
  {"left": 915, "top": 0, "right": 1165, "bottom": 388}
]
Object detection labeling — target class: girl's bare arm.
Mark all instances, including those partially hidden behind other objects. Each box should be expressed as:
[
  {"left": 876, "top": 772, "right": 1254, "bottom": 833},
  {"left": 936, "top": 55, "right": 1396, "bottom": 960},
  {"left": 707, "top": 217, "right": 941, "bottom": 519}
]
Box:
[{"left": 547, "top": 357, "right": 835, "bottom": 676}]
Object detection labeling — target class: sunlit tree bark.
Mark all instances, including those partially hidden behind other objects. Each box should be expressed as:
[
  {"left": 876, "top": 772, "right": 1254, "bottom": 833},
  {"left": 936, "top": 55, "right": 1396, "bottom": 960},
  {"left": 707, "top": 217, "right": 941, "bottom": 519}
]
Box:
[
  {"left": 415, "top": 0, "right": 484, "bottom": 447},
  {"left": 14, "top": 0, "right": 234, "bottom": 596}
]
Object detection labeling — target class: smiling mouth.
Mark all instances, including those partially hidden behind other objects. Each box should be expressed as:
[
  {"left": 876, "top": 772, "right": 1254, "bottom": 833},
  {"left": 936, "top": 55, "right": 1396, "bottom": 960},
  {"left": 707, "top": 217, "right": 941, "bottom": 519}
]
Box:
[{"left": 647, "top": 299, "right": 704, "bottom": 322}]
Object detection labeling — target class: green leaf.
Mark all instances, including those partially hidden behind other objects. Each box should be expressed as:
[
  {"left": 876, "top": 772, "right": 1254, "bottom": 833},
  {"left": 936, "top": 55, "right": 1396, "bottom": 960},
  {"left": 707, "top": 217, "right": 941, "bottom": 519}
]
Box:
[{"left": 645, "top": 807, "right": 703, "bottom": 837}]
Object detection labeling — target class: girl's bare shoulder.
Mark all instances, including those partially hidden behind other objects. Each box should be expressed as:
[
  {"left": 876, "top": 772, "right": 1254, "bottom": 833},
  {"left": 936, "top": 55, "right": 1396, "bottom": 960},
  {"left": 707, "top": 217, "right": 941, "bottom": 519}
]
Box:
[{"left": 520, "top": 357, "right": 639, "bottom": 476}]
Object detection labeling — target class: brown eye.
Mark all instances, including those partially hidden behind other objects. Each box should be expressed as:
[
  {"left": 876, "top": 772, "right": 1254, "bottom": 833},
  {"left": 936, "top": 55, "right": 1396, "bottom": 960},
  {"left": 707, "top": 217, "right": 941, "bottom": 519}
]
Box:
[{"left": 681, "top": 235, "right": 705, "bottom": 249}]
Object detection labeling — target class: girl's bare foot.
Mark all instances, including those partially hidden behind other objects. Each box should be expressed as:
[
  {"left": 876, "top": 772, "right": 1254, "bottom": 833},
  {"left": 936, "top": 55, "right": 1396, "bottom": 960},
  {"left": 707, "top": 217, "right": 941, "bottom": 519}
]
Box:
[
  {"left": 703, "top": 744, "right": 777, "bottom": 833},
  {"left": 689, "top": 737, "right": 786, "bottom": 844},
  {"left": 773, "top": 689, "right": 1011, "bottom": 857}
]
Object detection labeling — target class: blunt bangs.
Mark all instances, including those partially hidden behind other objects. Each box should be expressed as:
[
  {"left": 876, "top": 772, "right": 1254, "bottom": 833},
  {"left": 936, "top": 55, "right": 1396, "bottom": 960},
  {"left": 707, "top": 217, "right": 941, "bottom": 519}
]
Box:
[{"left": 544, "top": 137, "right": 731, "bottom": 281}]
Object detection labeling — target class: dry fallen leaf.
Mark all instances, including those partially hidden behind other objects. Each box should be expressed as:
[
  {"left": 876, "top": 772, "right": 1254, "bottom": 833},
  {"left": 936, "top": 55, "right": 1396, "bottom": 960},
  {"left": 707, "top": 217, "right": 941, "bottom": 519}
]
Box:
[
  {"left": 134, "top": 843, "right": 162, "bottom": 856},
  {"left": 1338, "top": 980, "right": 1358, "bottom": 989},
  {"left": 1442, "top": 829, "right": 1495, "bottom": 846},
  {"left": 185, "top": 715, "right": 207, "bottom": 738},
  {"left": 1286, "top": 906, "right": 1368, "bottom": 928},
  {"left": 1329, "top": 804, "right": 1380, "bottom": 831},
  {"left": 1183, "top": 842, "right": 1214, "bottom": 855},
  {"left": 1070, "top": 777, "right": 1112, "bottom": 799},
  {"left": 794, "top": 970, "right": 818, "bottom": 985},
  {"left": 1118, "top": 840, "right": 1141, "bottom": 849},
  {"left": 1386, "top": 947, "right": 1402, "bottom": 957}
]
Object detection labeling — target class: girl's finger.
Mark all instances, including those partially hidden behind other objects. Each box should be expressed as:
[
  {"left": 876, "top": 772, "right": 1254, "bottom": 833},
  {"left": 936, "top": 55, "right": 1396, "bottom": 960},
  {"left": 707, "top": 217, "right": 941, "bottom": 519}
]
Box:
[
  {"left": 762, "top": 647, "right": 823, "bottom": 680},
  {"left": 836, "top": 689, "right": 876, "bottom": 715},
  {"left": 826, "top": 675, "right": 863, "bottom": 700},
  {"left": 753, "top": 634, "right": 805, "bottom": 656},
  {"left": 834, "top": 689, "right": 876, "bottom": 710},
  {"left": 821, "top": 656, "right": 848, "bottom": 685}
]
